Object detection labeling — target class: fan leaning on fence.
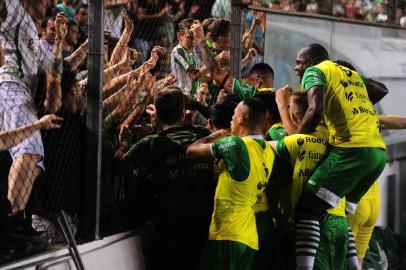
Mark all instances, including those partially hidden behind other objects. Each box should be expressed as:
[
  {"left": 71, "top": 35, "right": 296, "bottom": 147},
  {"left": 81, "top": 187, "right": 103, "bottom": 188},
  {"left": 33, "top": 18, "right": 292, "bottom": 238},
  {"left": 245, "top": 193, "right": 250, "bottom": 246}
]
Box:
[{"left": 0, "top": 0, "right": 65, "bottom": 258}]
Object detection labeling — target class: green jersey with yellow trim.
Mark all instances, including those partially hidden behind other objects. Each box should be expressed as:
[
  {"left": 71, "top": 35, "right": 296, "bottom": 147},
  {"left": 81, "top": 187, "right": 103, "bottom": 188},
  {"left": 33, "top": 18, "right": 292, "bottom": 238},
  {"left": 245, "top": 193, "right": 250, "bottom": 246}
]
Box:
[
  {"left": 267, "top": 122, "right": 287, "bottom": 141},
  {"left": 301, "top": 60, "right": 385, "bottom": 149}
]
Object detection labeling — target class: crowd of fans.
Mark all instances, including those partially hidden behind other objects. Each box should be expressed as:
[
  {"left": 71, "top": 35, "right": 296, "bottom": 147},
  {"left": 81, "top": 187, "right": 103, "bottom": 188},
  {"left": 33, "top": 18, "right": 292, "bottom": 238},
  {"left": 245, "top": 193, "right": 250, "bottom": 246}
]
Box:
[
  {"left": 263, "top": 0, "right": 406, "bottom": 26},
  {"left": 0, "top": 0, "right": 405, "bottom": 269}
]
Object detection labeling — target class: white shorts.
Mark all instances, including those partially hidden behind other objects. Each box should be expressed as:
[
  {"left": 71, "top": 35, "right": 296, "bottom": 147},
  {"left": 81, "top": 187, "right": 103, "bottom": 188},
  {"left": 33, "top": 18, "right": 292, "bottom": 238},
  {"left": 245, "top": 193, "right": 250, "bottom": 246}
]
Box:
[{"left": 0, "top": 81, "right": 44, "bottom": 169}]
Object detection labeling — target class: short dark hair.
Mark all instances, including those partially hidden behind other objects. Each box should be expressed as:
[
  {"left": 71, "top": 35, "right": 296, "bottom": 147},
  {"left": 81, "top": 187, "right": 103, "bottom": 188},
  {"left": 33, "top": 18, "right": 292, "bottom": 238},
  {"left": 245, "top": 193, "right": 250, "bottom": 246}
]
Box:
[
  {"left": 154, "top": 86, "right": 185, "bottom": 125},
  {"left": 202, "top": 17, "right": 217, "bottom": 38},
  {"left": 176, "top": 18, "right": 194, "bottom": 33},
  {"left": 246, "top": 63, "right": 275, "bottom": 80},
  {"left": 306, "top": 43, "right": 329, "bottom": 62},
  {"left": 290, "top": 91, "right": 308, "bottom": 112},
  {"left": 334, "top": 60, "right": 357, "bottom": 71},
  {"left": 75, "top": 3, "right": 88, "bottom": 14},
  {"left": 254, "top": 91, "right": 281, "bottom": 123},
  {"left": 242, "top": 98, "right": 267, "bottom": 130},
  {"left": 210, "top": 100, "right": 238, "bottom": 129},
  {"left": 211, "top": 19, "right": 230, "bottom": 42}
]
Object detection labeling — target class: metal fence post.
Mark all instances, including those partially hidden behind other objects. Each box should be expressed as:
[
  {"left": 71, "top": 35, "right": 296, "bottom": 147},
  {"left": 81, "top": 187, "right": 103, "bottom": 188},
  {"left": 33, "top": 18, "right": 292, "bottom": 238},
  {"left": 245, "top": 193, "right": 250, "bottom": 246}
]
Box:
[
  {"left": 230, "top": 0, "right": 244, "bottom": 80},
  {"left": 84, "top": 0, "right": 104, "bottom": 240}
]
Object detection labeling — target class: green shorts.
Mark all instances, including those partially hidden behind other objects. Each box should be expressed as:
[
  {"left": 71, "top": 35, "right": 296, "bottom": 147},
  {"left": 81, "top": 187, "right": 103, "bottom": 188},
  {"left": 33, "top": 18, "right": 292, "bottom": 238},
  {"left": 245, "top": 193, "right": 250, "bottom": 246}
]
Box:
[
  {"left": 315, "top": 215, "right": 348, "bottom": 270},
  {"left": 198, "top": 240, "right": 255, "bottom": 270},
  {"left": 305, "top": 147, "right": 386, "bottom": 210}
]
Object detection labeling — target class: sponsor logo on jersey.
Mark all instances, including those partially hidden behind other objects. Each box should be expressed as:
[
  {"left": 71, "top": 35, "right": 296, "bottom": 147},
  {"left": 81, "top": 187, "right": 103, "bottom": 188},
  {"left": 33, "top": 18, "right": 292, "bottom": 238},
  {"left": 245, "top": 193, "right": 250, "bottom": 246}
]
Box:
[
  {"left": 299, "top": 168, "right": 311, "bottom": 177},
  {"left": 340, "top": 79, "right": 364, "bottom": 88},
  {"left": 352, "top": 106, "right": 377, "bottom": 116},
  {"left": 345, "top": 91, "right": 353, "bottom": 101},
  {"left": 305, "top": 137, "right": 327, "bottom": 145},
  {"left": 297, "top": 138, "right": 304, "bottom": 146},
  {"left": 298, "top": 150, "right": 306, "bottom": 161},
  {"left": 308, "top": 151, "right": 325, "bottom": 160}
]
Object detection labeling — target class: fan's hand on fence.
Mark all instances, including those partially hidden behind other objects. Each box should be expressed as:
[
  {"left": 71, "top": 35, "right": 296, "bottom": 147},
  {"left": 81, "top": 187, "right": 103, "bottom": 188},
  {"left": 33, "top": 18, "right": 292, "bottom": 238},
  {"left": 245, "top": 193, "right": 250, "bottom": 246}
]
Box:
[{"left": 38, "top": 114, "right": 63, "bottom": 130}]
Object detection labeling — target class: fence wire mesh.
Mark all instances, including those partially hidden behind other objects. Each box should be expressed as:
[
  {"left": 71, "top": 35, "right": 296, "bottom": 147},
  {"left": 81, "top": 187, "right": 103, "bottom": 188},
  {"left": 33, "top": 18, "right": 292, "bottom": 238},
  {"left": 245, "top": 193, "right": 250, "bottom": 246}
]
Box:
[{"left": 1, "top": 0, "right": 403, "bottom": 266}]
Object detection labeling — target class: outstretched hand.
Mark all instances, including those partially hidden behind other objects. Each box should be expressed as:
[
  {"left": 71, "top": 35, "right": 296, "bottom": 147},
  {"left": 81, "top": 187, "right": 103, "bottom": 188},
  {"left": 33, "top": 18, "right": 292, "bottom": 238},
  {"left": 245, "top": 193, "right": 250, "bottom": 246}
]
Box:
[{"left": 37, "top": 114, "right": 63, "bottom": 130}]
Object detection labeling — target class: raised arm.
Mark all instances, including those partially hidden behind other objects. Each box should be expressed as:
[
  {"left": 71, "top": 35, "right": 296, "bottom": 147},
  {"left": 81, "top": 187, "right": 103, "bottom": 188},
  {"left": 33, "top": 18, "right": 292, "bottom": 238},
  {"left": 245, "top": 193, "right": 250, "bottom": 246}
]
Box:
[
  {"left": 104, "top": 0, "right": 129, "bottom": 9},
  {"left": 0, "top": 115, "right": 62, "bottom": 151},
  {"left": 276, "top": 86, "right": 298, "bottom": 135},
  {"left": 191, "top": 20, "right": 234, "bottom": 95},
  {"left": 45, "top": 12, "right": 68, "bottom": 113},
  {"left": 137, "top": 4, "right": 171, "bottom": 21},
  {"left": 186, "top": 129, "right": 229, "bottom": 159},
  {"left": 297, "top": 86, "right": 324, "bottom": 134},
  {"left": 109, "top": 12, "right": 134, "bottom": 65},
  {"left": 64, "top": 39, "right": 89, "bottom": 70},
  {"left": 103, "top": 47, "right": 139, "bottom": 85}
]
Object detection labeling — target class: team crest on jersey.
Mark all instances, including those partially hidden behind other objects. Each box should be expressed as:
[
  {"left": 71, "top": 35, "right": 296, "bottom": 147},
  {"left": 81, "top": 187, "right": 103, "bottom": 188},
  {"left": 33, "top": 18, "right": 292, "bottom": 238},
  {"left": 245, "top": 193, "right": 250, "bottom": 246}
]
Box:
[{"left": 297, "top": 138, "right": 304, "bottom": 146}]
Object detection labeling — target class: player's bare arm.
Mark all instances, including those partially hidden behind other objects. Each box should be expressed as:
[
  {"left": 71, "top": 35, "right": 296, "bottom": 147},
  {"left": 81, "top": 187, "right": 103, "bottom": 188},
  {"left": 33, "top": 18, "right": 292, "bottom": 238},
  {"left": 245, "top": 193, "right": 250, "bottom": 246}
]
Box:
[
  {"left": 379, "top": 115, "right": 406, "bottom": 130},
  {"left": 297, "top": 85, "right": 324, "bottom": 134},
  {"left": 191, "top": 20, "right": 234, "bottom": 94},
  {"left": 186, "top": 129, "right": 230, "bottom": 158}
]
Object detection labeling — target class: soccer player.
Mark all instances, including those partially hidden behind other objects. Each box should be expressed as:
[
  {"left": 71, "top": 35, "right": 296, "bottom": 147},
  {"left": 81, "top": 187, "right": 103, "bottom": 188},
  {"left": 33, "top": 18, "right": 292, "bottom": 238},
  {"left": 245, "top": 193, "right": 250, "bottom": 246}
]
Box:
[
  {"left": 271, "top": 91, "right": 355, "bottom": 270},
  {"left": 0, "top": 0, "right": 50, "bottom": 242},
  {"left": 120, "top": 86, "right": 216, "bottom": 270},
  {"left": 292, "top": 43, "right": 388, "bottom": 269},
  {"left": 187, "top": 98, "right": 275, "bottom": 270}
]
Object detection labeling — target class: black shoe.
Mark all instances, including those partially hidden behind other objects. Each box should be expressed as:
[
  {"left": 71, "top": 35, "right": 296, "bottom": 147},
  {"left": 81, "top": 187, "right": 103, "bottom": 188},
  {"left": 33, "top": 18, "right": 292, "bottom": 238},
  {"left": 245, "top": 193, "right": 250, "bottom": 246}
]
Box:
[{"left": 7, "top": 211, "right": 47, "bottom": 245}]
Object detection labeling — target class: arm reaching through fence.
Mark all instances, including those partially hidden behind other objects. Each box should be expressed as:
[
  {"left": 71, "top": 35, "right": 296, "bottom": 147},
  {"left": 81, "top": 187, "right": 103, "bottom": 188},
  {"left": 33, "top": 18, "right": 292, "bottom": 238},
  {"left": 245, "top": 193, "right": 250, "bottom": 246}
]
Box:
[{"left": 0, "top": 115, "right": 63, "bottom": 151}]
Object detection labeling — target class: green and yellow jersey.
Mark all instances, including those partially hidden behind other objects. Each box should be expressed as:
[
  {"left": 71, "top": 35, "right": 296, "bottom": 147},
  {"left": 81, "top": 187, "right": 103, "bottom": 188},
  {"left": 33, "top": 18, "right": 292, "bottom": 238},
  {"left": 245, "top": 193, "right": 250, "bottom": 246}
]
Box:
[
  {"left": 266, "top": 122, "right": 287, "bottom": 141},
  {"left": 210, "top": 135, "right": 275, "bottom": 250},
  {"left": 275, "top": 125, "right": 346, "bottom": 218},
  {"left": 231, "top": 79, "right": 277, "bottom": 100},
  {"left": 301, "top": 60, "right": 385, "bottom": 149}
]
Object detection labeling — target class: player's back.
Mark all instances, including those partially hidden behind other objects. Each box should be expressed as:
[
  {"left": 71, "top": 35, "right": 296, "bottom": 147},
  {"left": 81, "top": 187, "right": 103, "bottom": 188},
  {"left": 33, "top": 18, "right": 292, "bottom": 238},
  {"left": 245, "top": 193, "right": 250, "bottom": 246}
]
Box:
[{"left": 302, "top": 60, "right": 385, "bottom": 149}]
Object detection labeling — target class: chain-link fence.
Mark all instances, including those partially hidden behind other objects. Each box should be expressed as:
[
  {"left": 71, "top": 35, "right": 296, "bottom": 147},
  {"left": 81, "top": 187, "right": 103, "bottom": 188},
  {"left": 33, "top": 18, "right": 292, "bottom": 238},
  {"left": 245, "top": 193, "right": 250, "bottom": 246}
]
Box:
[{"left": 0, "top": 0, "right": 248, "bottom": 265}]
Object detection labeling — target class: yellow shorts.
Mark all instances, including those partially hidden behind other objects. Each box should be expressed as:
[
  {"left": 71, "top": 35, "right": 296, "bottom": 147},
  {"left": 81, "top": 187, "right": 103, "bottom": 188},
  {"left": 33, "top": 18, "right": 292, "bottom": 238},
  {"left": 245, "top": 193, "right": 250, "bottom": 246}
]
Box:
[{"left": 346, "top": 181, "right": 380, "bottom": 259}]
